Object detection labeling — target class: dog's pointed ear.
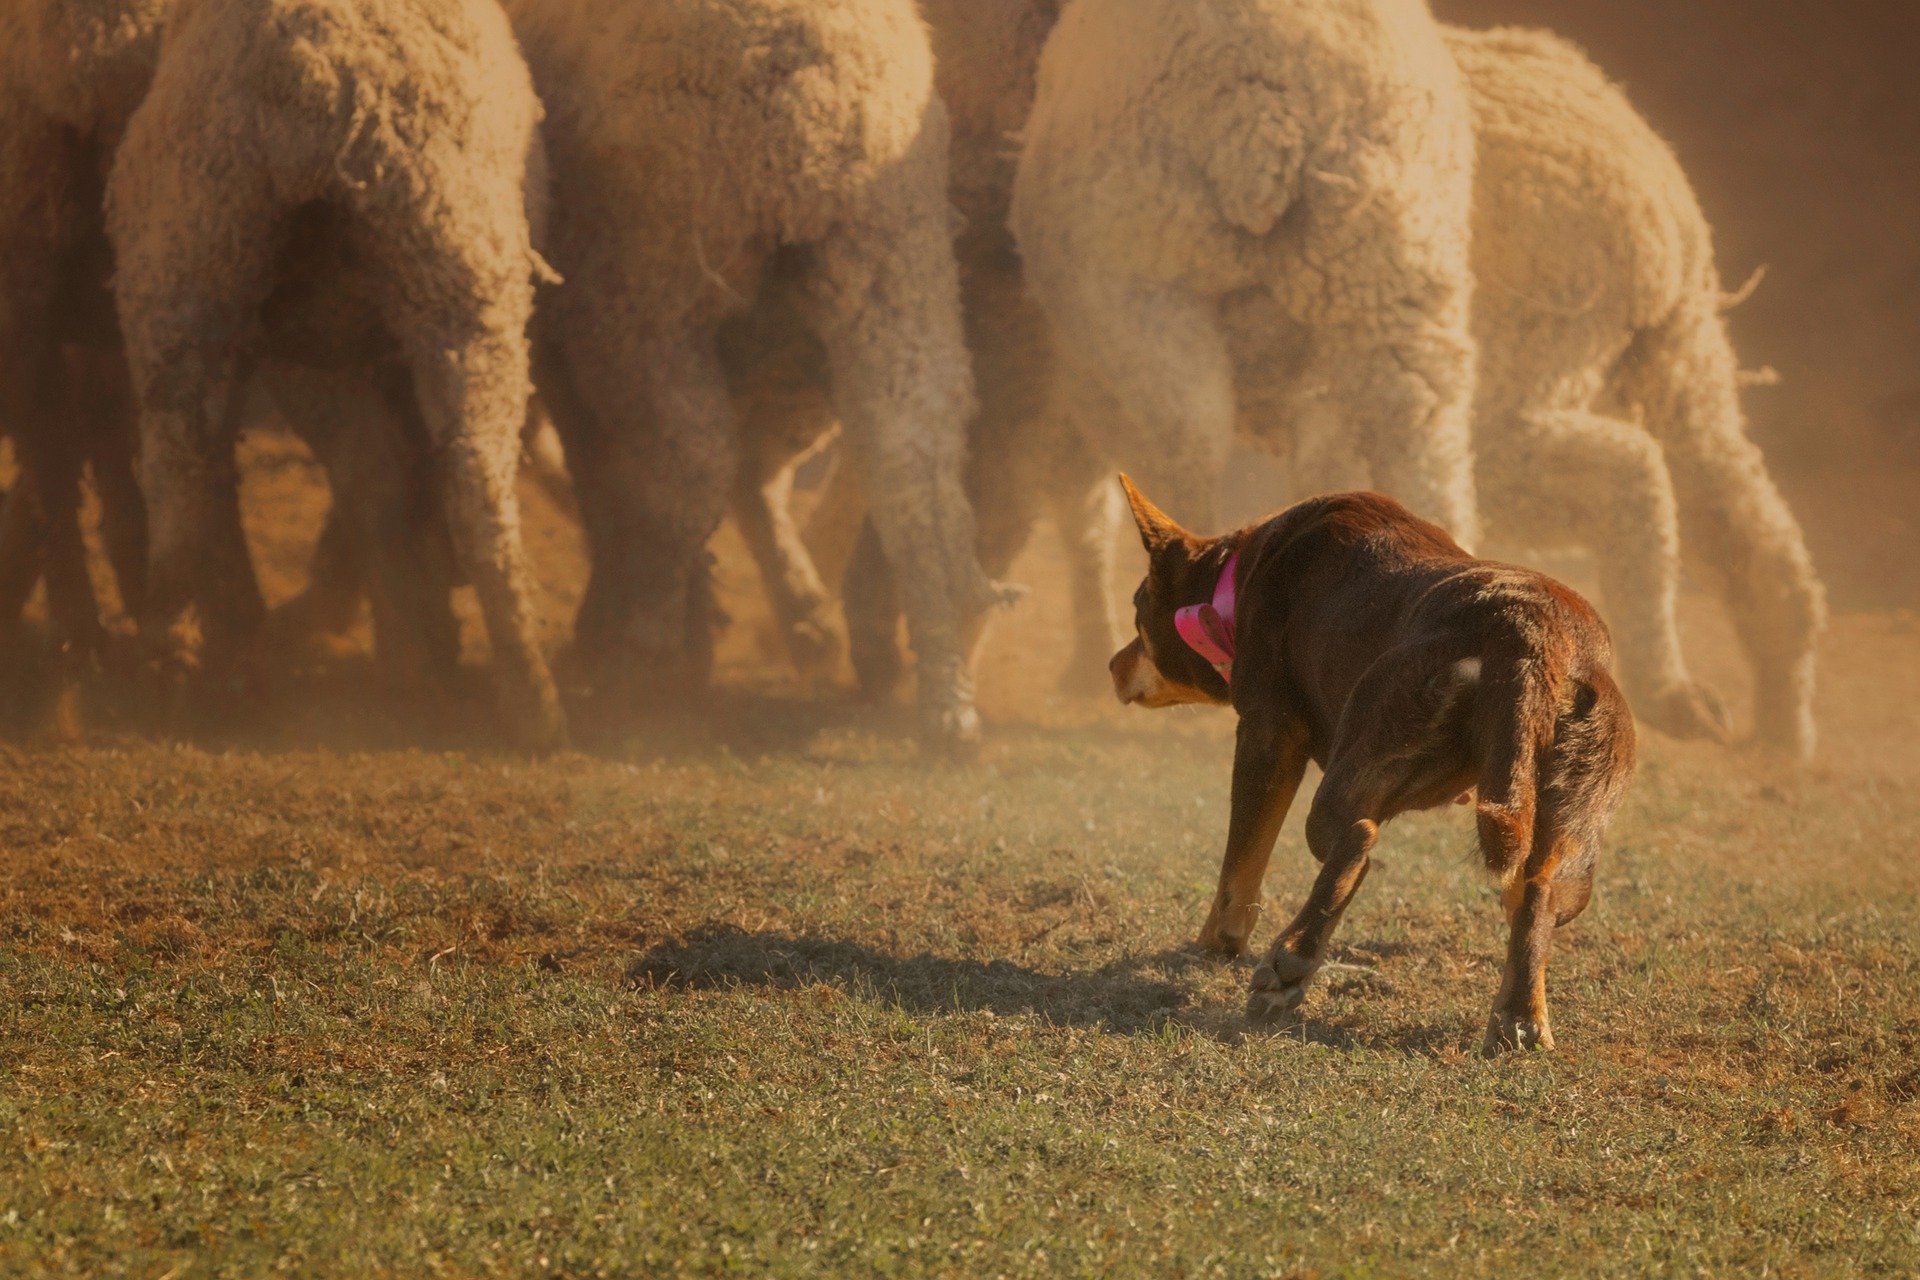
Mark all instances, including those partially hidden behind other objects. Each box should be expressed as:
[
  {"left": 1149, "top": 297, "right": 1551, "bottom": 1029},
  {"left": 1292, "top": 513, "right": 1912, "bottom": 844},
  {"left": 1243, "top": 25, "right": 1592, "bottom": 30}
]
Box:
[{"left": 1119, "top": 474, "right": 1185, "bottom": 554}]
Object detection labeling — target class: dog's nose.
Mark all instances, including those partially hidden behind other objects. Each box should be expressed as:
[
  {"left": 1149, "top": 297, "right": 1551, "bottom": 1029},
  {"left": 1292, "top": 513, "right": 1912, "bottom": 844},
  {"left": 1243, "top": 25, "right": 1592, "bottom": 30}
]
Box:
[{"left": 1109, "top": 649, "right": 1133, "bottom": 704}]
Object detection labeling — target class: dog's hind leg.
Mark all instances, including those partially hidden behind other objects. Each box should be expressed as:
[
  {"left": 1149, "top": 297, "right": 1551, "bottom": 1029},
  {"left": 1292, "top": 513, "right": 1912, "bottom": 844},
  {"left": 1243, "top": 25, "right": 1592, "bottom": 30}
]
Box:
[
  {"left": 1482, "top": 668, "right": 1635, "bottom": 1055},
  {"left": 1248, "top": 646, "right": 1477, "bottom": 1021},
  {"left": 1247, "top": 801, "right": 1379, "bottom": 1023}
]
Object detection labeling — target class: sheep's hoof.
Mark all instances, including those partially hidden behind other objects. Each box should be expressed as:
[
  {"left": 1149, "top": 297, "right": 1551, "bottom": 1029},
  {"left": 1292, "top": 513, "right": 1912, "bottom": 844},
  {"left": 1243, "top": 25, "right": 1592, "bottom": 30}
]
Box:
[
  {"left": 503, "top": 687, "right": 569, "bottom": 754},
  {"left": 1752, "top": 687, "right": 1816, "bottom": 765},
  {"left": 1641, "top": 679, "right": 1732, "bottom": 744},
  {"left": 1481, "top": 1009, "right": 1555, "bottom": 1056},
  {"left": 783, "top": 616, "right": 843, "bottom": 683},
  {"left": 920, "top": 701, "right": 982, "bottom": 761},
  {"left": 1245, "top": 950, "right": 1318, "bottom": 1024},
  {"left": 849, "top": 627, "right": 906, "bottom": 703}
]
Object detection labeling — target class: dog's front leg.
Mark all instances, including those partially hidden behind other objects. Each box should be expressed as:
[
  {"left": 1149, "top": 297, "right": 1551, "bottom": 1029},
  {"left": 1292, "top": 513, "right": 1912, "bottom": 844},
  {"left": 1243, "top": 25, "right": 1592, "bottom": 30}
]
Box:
[{"left": 1197, "top": 716, "right": 1310, "bottom": 957}]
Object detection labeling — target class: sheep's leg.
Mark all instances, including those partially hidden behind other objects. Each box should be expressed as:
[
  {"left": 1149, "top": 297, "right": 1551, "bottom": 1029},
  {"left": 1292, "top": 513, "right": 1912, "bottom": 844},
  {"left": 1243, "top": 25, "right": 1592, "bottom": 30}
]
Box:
[
  {"left": 347, "top": 397, "right": 461, "bottom": 692},
  {"left": 407, "top": 330, "right": 565, "bottom": 749},
  {"left": 1041, "top": 277, "right": 1235, "bottom": 532},
  {"left": 108, "top": 135, "right": 272, "bottom": 686},
  {"left": 731, "top": 405, "right": 842, "bottom": 680},
  {"left": 800, "top": 443, "right": 866, "bottom": 593},
  {"left": 804, "top": 174, "right": 993, "bottom": 750},
  {"left": 265, "top": 363, "right": 461, "bottom": 684},
  {"left": 77, "top": 351, "right": 148, "bottom": 620},
  {"left": 1485, "top": 406, "right": 1729, "bottom": 744},
  {"left": 1617, "top": 302, "right": 1825, "bottom": 760},
  {"left": 0, "top": 482, "right": 44, "bottom": 629},
  {"left": 14, "top": 383, "right": 104, "bottom": 662},
  {"left": 1312, "top": 315, "right": 1481, "bottom": 550},
  {"left": 547, "top": 296, "right": 738, "bottom": 703},
  {"left": 0, "top": 118, "right": 102, "bottom": 656},
  {"left": 839, "top": 521, "right": 903, "bottom": 700},
  {"left": 286, "top": 501, "right": 367, "bottom": 641},
  {"left": 1039, "top": 443, "right": 1123, "bottom": 696},
  {"left": 518, "top": 409, "right": 575, "bottom": 518},
  {"left": 840, "top": 404, "right": 1075, "bottom": 706}
]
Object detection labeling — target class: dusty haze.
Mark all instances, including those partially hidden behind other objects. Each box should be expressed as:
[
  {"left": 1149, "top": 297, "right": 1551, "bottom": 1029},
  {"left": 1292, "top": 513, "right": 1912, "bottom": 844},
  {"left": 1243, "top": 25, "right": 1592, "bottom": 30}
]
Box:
[{"left": 1442, "top": 0, "right": 1920, "bottom": 606}]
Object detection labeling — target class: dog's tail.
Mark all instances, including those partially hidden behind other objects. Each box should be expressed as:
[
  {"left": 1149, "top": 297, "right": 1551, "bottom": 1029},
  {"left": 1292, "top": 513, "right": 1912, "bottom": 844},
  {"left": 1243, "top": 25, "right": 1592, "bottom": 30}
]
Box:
[
  {"left": 1471, "top": 627, "right": 1573, "bottom": 881},
  {"left": 1473, "top": 625, "right": 1637, "bottom": 900}
]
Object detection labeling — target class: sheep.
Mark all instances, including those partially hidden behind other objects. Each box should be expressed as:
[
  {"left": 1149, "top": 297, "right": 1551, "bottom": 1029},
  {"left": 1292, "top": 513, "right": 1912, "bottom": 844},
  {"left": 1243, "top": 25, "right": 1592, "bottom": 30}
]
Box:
[
  {"left": 1233, "top": 26, "right": 1824, "bottom": 753},
  {"left": 793, "top": 7, "right": 1821, "bottom": 756},
  {"left": 106, "top": 0, "right": 565, "bottom": 747},
  {"left": 503, "top": 0, "right": 1001, "bottom": 747},
  {"left": 714, "top": 0, "right": 1125, "bottom": 698},
  {"left": 1443, "top": 27, "right": 1824, "bottom": 758},
  {"left": 0, "top": 1, "right": 166, "bottom": 669},
  {"left": 1009, "top": 0, "right": 1482, "bottom": 549},
  {"left": 748, "top": 0, "right": 1481, "bottom": 697}
]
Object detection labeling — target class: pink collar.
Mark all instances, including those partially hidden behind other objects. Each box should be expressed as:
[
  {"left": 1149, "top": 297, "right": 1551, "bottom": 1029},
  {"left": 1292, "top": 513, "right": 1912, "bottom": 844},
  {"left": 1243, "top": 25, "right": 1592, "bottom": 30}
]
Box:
[{"left": 1174, "top": 551, "right": 1239, "bottom": 682}]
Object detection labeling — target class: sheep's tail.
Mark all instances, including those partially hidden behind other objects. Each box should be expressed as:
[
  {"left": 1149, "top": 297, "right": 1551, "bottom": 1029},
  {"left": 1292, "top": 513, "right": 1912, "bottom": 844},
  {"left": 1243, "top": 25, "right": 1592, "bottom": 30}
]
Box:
[
  {"left": 1612, "top": 293, "right": 1826, "bottom": 757},
  {"left": 1198, "top": 89, "right": 1309, "bottom": 237}
]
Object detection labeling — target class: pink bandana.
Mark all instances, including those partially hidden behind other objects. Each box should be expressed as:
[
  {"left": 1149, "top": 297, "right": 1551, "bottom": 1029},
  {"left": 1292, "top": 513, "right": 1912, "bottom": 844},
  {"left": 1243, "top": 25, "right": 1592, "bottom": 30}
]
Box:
[{"left": 1174, "top": 551, "right": 1239, "bottom": 682}]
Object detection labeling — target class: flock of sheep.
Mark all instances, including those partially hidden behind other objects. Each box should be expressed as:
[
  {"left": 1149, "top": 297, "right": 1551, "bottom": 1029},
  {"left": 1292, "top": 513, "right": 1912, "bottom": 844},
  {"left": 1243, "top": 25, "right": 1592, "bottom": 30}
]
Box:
[{"left": 0, "top": 0, "right": 1825, "bottom": 758}]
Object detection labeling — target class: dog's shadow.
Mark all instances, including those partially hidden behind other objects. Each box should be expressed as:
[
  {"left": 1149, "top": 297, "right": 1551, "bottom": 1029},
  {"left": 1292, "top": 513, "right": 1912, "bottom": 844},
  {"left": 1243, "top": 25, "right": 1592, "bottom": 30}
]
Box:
[
  {"left": 631, "top": 924, "right": 1196, "bottom": 1033},
  {"left": 628, "top": 923, "right": 1456, "bottom": 1050}
]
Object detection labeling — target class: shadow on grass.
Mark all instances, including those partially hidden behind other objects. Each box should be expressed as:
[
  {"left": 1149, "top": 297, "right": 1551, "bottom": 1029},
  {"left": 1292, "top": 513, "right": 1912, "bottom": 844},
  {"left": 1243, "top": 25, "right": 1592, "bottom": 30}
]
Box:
[
  {"left": 628, "top": 923, "right": 1461, "bottom": 1053},
  {"left": 632, "top": 923, "right": 1205, "bottom": 1034}
]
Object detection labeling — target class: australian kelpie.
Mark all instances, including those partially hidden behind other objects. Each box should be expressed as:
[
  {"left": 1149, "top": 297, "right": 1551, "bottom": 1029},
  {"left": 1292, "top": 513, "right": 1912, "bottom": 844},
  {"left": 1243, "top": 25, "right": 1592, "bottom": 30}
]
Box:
[{"left": 1110, "top": 477, "right": 1636, "bottom": 1053}]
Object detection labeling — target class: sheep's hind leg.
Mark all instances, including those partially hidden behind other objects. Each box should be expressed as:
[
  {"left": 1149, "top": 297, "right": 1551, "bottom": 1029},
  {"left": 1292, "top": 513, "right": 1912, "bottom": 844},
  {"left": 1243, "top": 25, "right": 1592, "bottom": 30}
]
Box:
[
  {"left": 1040, "top": 440, "right": 1123, "bottom": 696},
  {"left": 731, "top": 399, "right": 842, "bottom": 681},
  {"left": 1487, "top": 406, "right": 1729, "bottom": 744},
  {"left": 109, "top": 159, "right": 273, "bottom": 710},
  {"left": 1044, "top": 278, "right": 1235, "bottom": 534},
  {"left": 1619, "top": 303, "right": 1825, "bottom": 760},
  {"left": 1318, "top": 314, "right": 1482, "bottom": 550},
  {"left": 409, "top": 331, "right": 565, "bottom": 750},
  {"left": 805, "top": 178, "right": 994, "bottom": 750},
  {"left": 556, "top": 301, "right": 739, "bottom": 713},
  {"left": 78, "top": 351, "right": 148, "bottom": 621}
]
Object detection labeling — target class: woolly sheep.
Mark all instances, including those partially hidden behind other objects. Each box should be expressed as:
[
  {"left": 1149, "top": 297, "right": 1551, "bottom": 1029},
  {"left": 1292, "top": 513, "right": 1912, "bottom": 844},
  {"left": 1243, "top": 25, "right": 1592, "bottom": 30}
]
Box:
[
  {"left": 1009, "top": 0, "right": 1482, "bottom": 548},
  {"left": 748, "top": 0, "right": 1479, "bottom": 697},
  {"left": 106, "top": 0, "right": 565, "bottom": 746},
  {"left": 805, "top": 8, "right": 1824, "bottom": 755},
  {"left": 725, "top": 0, "right": 1153, "bottom": 697},
  {"left": 0, "top": 1, "right": 165, "bottom": 665},
  {"left": 504, "top": 0, "right": 1000, "bottom": 746},
  {"left": 1448, "top": 27, "right": 1824, "bottom": 757}
]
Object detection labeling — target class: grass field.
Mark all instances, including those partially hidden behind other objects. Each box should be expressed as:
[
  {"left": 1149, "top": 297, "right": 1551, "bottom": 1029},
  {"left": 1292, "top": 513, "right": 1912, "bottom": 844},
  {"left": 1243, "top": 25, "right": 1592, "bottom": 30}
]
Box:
[{"left": 2, "top": 439, "right": 1917, "bottom": 1277}]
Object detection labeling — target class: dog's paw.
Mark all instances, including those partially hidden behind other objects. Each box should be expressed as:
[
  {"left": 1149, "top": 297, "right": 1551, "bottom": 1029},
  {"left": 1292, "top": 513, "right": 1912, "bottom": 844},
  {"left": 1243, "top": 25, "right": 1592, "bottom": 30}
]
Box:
[
  {"left": 1481, "top": 1009, "right": 1555, "bottom": 1056},
  {"left": 1245, "top": 949, "right": 1318, "bottom": 1024},
  {"left": 1195, "top": 926, "right": 1249, "bottom": 960},
  {"left": 1196, "top": 900, "right": 1258, "bottom": 959}
]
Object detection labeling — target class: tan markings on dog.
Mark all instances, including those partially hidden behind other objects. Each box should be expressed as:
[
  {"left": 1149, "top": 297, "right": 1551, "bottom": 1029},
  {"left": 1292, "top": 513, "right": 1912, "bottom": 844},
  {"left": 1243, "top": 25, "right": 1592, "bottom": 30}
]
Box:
[{"left": 1110, "top": 633, "right": 1215, "bottom": 707}]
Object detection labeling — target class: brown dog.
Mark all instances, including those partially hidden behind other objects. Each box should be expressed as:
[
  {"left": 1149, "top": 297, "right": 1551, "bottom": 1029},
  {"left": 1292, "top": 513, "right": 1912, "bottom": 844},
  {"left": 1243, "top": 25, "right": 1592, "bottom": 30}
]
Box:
[{"left": 1110, "top": 477, "right": 1636, "bottom": 1053}]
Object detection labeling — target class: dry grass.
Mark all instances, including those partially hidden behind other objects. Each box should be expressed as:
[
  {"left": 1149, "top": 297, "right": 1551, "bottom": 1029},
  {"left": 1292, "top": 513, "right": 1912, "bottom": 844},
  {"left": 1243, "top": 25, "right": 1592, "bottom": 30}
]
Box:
[{"left": 1, "top": 432, "right": 1916, "bottom": 1276}]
